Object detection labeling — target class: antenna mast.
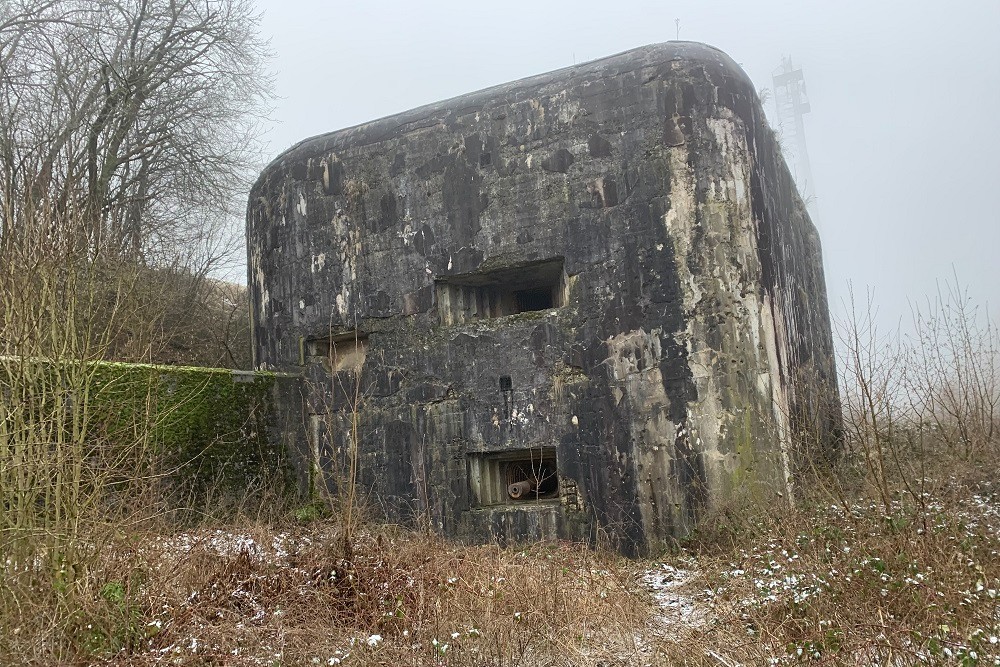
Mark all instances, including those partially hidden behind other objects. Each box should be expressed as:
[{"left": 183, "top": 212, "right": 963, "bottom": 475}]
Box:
[{"left": 772, "top": 56, "right": 818, "bottom": 221}]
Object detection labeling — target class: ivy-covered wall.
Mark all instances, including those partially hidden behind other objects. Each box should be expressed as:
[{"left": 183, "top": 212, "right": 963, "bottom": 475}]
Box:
[{"left": 84, "top": 362, "right": 300, "bottom": 504}]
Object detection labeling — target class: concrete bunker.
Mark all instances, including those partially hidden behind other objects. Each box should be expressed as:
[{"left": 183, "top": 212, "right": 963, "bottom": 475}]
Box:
[{"left": 247, "top": 42, "right": 841, "bottom": 555}]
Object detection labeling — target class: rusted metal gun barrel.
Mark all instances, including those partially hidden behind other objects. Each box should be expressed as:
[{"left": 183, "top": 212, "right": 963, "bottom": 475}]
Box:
[{"left": 507, "top": 479, "right": 536, "bottom": 499}]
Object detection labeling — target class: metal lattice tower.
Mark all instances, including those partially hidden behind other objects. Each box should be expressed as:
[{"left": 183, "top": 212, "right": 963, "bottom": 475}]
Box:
[{"left": 772, "top": 57, "right": 817, "bottom": 218}]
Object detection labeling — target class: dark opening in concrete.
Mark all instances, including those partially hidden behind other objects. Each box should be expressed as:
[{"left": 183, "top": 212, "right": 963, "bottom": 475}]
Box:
[
  {"left": 304, "top": 331, "right": 368, "bottom": 372},
  {"left": 514, "top": 287, "right": 554, "bottom": 312},
  {"left": 436, "top": 258, "right": 565, "bottom": 325},
  {"left": 469, "top": 448, "right": 559, "bottom": 505}
]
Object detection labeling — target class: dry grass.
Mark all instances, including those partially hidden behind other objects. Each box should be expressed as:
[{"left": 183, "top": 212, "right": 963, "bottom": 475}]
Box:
[
  {"left": 4, "top": 443, "right": 1000, "bottom": 666},
  {"left": 1, "top": 520, "right": 664, "bottom": 666},
  {"left": 7, "top": 473, "right": 1000, "bottom": 667},
  {"left": 649, "top": 456, "right": 1000, "bottom": 666},
  {"left": 16, "top": 464, "right": 1000, "bottom": 667}
]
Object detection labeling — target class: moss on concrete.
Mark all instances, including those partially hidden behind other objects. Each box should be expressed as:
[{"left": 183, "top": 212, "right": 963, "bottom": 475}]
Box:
[
  {"left": 93, "top": 363, "right": 294, "bottom": 501},
  {"left": 2, "top": 358, "right": 295, "bottom": 506}
]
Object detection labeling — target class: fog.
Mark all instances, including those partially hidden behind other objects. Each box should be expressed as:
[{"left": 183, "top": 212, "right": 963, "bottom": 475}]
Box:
[{"left": 252, "top": 0, "right": 999, "bottom": 334}]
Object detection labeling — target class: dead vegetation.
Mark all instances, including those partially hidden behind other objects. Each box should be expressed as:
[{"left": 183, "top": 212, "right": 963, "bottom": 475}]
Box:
[
  {"left": 0, "top": 283, "right": 995, "bottom": 667},
  {"left": 7, "top": 474, "right": 1000, "bottom": 666},
  {"left": 669, "top": 471, "right": 1000, "bottom": 665},
  {"left": 2, "top": 520, "right": 661, "bottom": 666}
]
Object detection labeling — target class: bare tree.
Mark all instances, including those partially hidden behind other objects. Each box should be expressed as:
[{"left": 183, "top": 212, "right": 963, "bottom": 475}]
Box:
[
  {"left": 0, "top": 0, "right": 272, "bottom": 269},
  {"left": 905, "top": 279, "right": 999, "bottom": 459},
  {"left": 0, "top": 0, "right": 271, "bottom": 366}
]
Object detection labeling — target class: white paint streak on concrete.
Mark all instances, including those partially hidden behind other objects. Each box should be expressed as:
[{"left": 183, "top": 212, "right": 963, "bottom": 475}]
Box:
[
  {"left": 761, "top": 293, "right": 795, "bottom": 500},
  {"left": 311, "top": 253, "right": 326, "bottom": 273},
  {"left": 662, "top": 112, "right": 794, "bottom": 516}
]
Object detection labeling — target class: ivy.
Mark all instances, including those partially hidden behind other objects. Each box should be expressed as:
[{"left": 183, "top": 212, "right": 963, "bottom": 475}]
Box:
[{"left": 2, "top": 358, "right": 296, "bottom": 510}]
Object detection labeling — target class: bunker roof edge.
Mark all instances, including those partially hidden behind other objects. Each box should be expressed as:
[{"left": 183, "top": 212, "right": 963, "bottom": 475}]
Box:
[{"left": 253, "top": 41, "right": 755, "bottom": 190}]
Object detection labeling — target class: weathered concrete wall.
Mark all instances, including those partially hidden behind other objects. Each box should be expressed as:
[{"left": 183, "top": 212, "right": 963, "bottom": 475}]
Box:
[{"left": 247, "top": 42, "right": 840, "bottom": 555}]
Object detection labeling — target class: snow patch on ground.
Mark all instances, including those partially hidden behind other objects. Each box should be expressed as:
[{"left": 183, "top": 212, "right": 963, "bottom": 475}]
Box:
[{"left": 640, "top": 561, "right": 711, "bottom": 631}]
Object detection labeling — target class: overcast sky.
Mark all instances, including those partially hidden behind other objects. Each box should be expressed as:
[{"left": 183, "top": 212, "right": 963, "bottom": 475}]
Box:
[{"left": 252, "top": 0, "right": 999, "bottom": 335}]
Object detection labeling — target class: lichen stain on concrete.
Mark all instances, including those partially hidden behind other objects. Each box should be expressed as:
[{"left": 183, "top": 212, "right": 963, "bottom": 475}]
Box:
[{"left": 246, "top": 42, "right": 841, "bottom": 556}]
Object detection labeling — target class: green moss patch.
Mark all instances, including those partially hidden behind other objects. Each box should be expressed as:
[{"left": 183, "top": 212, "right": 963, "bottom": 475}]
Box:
[{"left": 89, "top": 363, "right": 296, "bottom": 505}]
